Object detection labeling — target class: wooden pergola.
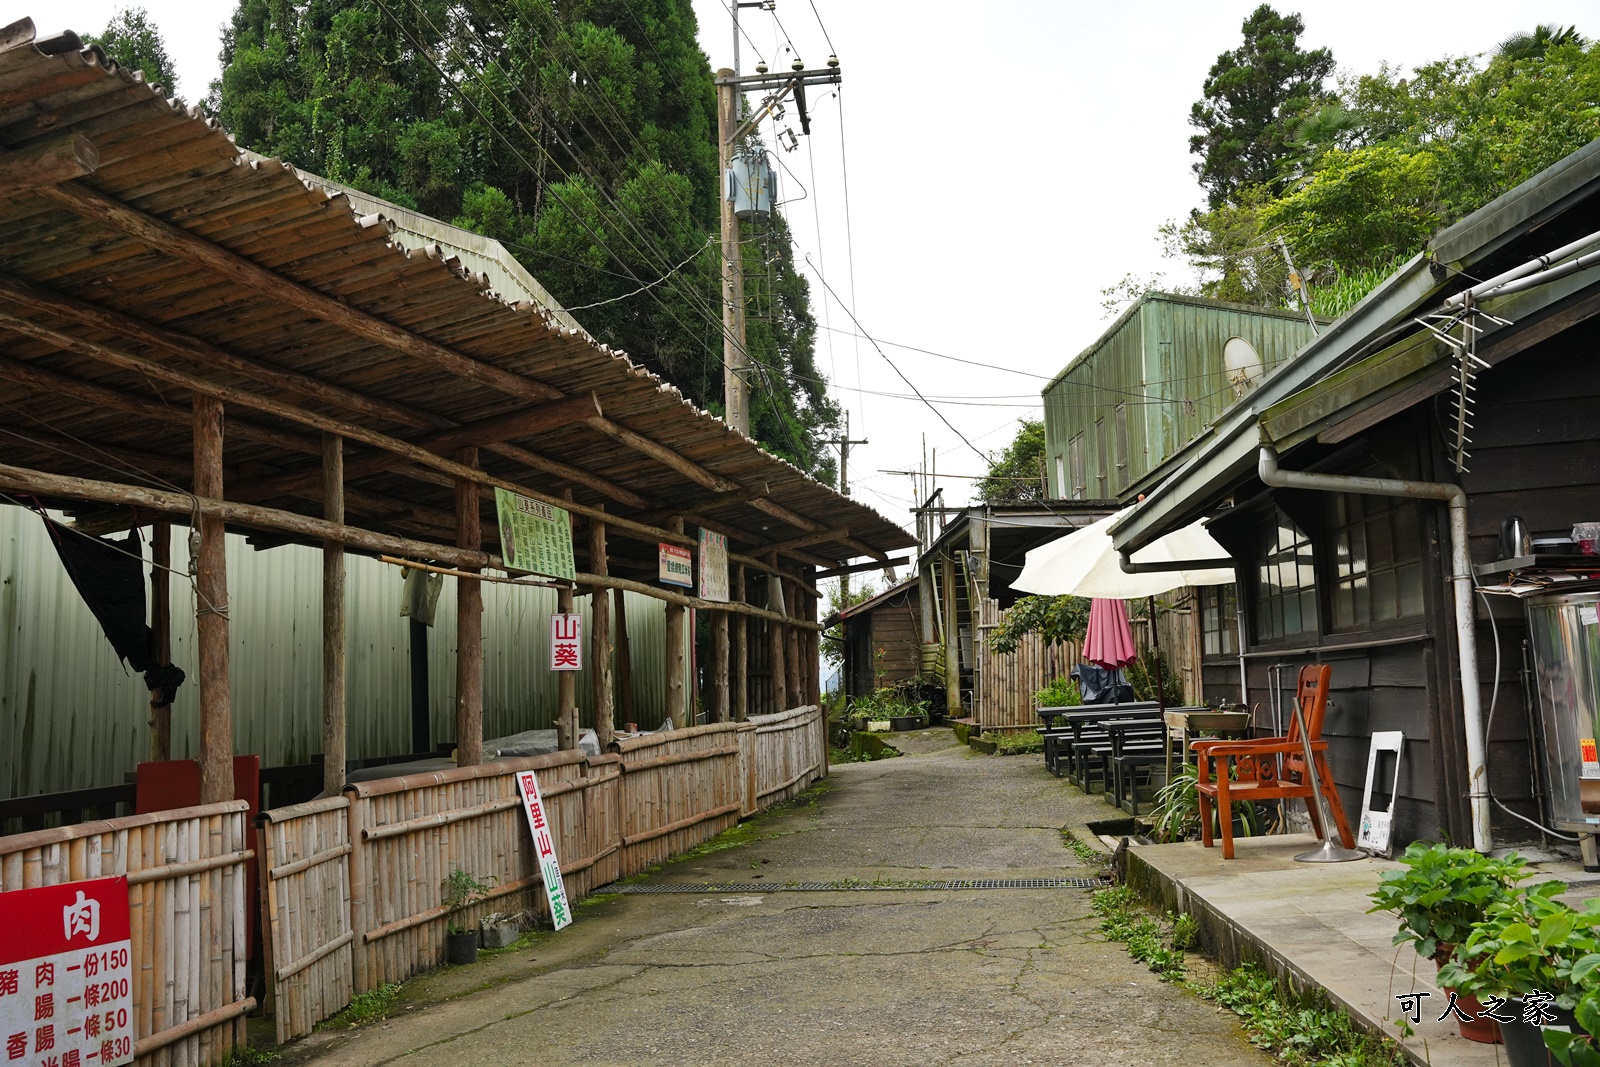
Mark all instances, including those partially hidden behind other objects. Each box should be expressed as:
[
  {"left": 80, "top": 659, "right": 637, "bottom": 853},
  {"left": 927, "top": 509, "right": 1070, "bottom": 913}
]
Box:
[{"left": 0, "top": 20, "right": 914, "bottom": 804}]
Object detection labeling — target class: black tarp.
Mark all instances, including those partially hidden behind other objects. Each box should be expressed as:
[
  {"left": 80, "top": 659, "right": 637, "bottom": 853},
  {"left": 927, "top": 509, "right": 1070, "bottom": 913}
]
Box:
[{"left": 43, "top": 516, "right": 153, "bottom": 670}]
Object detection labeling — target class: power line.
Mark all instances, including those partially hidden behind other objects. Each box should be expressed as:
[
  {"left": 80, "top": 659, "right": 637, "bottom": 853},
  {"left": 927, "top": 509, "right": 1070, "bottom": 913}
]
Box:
[{"left": 806, "top": 0, "right": 838, "bottom": 57}]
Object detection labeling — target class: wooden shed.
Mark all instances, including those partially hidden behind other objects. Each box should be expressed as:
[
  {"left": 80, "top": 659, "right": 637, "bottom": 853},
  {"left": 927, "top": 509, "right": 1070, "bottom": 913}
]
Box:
[{"left": 837, "top": 580, "right": 923, "bottom": 698}]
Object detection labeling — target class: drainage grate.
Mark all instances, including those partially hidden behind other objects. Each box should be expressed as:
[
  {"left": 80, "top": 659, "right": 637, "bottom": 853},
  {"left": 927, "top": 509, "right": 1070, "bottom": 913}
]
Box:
[{"left": 605, "top": 877, "right": 1109, "bottom": 894}]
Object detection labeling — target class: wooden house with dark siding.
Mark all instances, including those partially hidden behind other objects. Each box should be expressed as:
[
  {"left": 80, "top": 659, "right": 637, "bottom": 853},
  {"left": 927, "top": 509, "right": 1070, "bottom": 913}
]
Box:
[
  {"left": 837, "top": 580, "right": 923, "bottom": 698},
  {"left": 1110, "top": 136, "right": 1600, "bottom": 857}
]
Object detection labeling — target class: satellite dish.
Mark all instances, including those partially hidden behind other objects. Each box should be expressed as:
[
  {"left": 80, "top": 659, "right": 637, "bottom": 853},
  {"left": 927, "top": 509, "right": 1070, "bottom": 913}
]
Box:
[{"left": 1223, "top": 336, "right": 1264, "bottom": 398}]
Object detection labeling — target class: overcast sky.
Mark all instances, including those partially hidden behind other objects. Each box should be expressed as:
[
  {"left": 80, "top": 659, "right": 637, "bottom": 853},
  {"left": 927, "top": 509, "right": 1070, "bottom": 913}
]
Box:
[{"left": 31, "top": 0, "right": 1600, "bottom": 544}]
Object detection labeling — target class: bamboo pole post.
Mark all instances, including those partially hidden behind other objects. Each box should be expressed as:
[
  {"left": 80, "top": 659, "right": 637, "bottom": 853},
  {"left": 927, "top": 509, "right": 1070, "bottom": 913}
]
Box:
[
  {"left": 712, "top": 608, "right": 730, "bottom": 724},
  {"left": 784, "top": 579, "right": 802, "bottom": 711},
  {"left": 805, "top": 572, "right": 821, "bottom": 706},
  {"left": 665, "top": 518, "right": 687, "bottom": 728},
  {"left": 732, "top": 566, "right": 747, "bottom": 722},
  {"left": 192, "top": 394, "right": 233, "bottom": 804},
  {"left": 942, "top": 555, "right": 961, "bottom": 719},
  {"left": 455, "top": 447, "right": 483, "bottom": 767},
  {"left": 614, "top": 588, "right": 634, "bottom": 727},
  {"left": 590, "top": 511, "right": 614, "bottom": 747},
  {"left": 148, "top": 518, "right": 171, "bottom": 762},
  {"left": 322, "top": 434, "right": 346, "bottom": 797},
  {"left": 767, "top": 554, "right": 787, "bottom": 713},
  {"left": 558, "top": 494, "right": 578, "bottom": 750}
]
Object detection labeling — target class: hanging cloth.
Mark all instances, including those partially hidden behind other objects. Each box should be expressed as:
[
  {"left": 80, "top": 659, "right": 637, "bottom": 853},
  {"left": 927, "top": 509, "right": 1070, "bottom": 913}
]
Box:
[{"left": 42, "top": 515, "right": 152, "bottom": 671}]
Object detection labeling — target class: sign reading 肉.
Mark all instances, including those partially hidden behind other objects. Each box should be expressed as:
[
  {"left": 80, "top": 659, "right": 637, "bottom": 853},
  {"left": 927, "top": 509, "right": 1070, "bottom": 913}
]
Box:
[
  {"left": 514, "top": 772, "right": 572, "bottom": 931},
  {"left": 658, "top": 543, "right": 693, "bottom": 588},
  {"left": 494, "top": 488, "right": 575, "bottom": 581},
  {"left": 550, "top": 613, "right": 582, "bottom": 671},
  {"left": 0, "top": 877, "right": 134, "bottom": 1067},
  {"left": 697, "top": 529, "right": 728, "bottom": 602}
]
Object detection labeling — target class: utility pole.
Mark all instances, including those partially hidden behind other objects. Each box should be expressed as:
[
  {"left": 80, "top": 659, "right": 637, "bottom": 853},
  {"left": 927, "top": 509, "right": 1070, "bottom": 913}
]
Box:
[
  {"left": 824, "top": 411, "right": 868, "bottom": 599},
  {"left": 714, "top": 57, "right": 841, "bottom": 435}
]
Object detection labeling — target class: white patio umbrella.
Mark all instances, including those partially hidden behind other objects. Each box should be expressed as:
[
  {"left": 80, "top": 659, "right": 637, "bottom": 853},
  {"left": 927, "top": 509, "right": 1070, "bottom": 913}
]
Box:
[{"left": 1013, "top": 511, "right": 1235, "bottom": 599}]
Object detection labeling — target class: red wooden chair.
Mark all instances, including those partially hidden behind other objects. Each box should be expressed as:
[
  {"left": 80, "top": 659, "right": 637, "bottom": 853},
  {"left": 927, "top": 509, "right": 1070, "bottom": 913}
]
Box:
[{"left": 1191, "top": 664, "right": 1355, "bottom": 859}]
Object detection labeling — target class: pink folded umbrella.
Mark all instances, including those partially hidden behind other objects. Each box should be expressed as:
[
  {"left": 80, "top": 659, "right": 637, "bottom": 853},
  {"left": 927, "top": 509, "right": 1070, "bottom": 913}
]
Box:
[{"left": 1084, "top": 597, "right": 1138, "bottom": 669}]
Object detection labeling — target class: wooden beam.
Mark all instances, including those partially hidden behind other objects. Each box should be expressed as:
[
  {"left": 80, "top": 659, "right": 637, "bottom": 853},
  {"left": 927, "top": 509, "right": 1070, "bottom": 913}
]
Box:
[
  {"left": 614, "top": 587, "right": 634, "bottom": 728},
  {"left": 22, "top": 189, "right": 767, "bottom": 504},
  {"left": 664, "top": 517, "right": 687, "bottom": 727},
  {"left": 637, "top": 481, "right": 769, "bottom": 525},
  {"left": 0, "top": 272, "right": 651, "bottom": 509},
  {"left": 815, "top": 556, "right": 910, "bottom": 580},
  {"left": 0, "top": 310, "right": 695, "bottom": 551},
  {"left": 0, "top": 133, "right": 98, "bottom": 191},
  {"left": 732, "top": 566, "right": 747, "bottom": 722},
  {"left": 784, "top": 580, "right": 802, "bottom": 711},
  {"left": 192, "top": 395, "right": 233, "bottom": 805},
  {"left": 757, "top": 526, "right": 850, "bottom": 556},
  {"left": 322, "top": 434, "right": 346, "bottom": 797},
  {"left": 455, "top": 447, "right": 483, "bottom": 767},
  {"left": 941, "top": 556, "right": 960, "bottom": 718},
  {"left": 576, "top": 570, "right": 817, "bottom": 630},
  {"left": 712, "top": 604, "right": 730, "bottom": 724},
  {"left": 147, "top": 519, "right": 171, "bottom": 762},
  {"left": 416, "top": 393, "right": 602, "bottom": 456},
  {"left": 590, "top": 511, "right": 614, "bottom": 748},
  {"left": 232, "top": 393, "right": 603, "bottom": 501},
  {"left": 0, "top": 462, "right": 495, "bottom": 567}
]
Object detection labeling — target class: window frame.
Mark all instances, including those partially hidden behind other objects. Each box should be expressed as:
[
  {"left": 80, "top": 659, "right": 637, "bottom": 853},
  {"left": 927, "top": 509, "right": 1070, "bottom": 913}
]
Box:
[
  {"left": 1326, "top": 492, "right": 1427, "bottom": 632},
  {"left": 1095, "top": 417, "right": 1109, "bottom": 498},
  {"left": 1251, "top": 507, "right": 1320, "bottom": 644}
]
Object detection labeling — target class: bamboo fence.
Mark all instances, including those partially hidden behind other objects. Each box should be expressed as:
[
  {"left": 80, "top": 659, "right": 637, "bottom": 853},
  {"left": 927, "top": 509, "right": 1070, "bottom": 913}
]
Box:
[
  {"left": 257, "top": 797, "right": 353, "bottom": 1043},
  {"left": 743, "top": 706, "right": 825, "bottom": 811},
  {"left": 0, "top": 708, "right": 829, "bottom": 1050},
  {"left": 611, "top": 723, "right": 745, "bottom": 872},
  {"left": 0, "top": 802, "right": 254, "bottom": 1067}
]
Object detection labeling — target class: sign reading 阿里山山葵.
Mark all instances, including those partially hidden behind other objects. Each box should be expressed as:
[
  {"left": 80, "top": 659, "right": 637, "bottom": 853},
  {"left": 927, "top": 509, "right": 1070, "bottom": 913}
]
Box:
[
  {"left": 549, "top": 613, "right": 582, "bottom": 671},
  {"left": 514, "top": 771, "right": 572, "bottom": 931},
  {"left": 493, "top": 488, "right": 575, "bottom": 581},
  {"left": 697, "top": 529, "right": 728, "bottom": 602},
  {"left": 0, "top": 876, "right": 135, "bottom": 1067},
  {"left": 658, "top": 544, "right": 693, "bottom": 588}
]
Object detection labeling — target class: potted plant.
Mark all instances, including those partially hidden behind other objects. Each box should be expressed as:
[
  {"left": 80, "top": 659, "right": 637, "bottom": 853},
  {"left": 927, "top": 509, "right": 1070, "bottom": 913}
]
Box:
[
  {"left": 443, "top": 869, "right": 491, "bottom": 964},
  {"left": 1438, "top": 881, "right": 1600, "bottom": 1067},
  {"left": 1369, "top": 843, "right": 1532, "bottom": 1043}
]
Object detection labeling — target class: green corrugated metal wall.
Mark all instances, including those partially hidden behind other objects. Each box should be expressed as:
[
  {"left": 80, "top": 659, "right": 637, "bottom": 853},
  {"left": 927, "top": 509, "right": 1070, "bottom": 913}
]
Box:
[
  {"left": 0, "top": 506, "right": 669, "bottom": 799},
  {"left": 1042, "top": 294, "right": 1319, "bottom": 499}
]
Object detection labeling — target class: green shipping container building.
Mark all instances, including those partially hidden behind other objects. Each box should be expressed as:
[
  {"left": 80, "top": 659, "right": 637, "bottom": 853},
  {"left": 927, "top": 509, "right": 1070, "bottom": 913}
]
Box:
[{"left": 1042, "top": 294, "right": 1321, "bottom": 502}]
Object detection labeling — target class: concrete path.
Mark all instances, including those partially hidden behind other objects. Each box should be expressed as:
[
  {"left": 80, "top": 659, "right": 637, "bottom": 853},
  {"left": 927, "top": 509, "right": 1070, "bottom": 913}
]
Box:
[{"left": 288, "top": 729, "right": 1270, "bottom": 1067}]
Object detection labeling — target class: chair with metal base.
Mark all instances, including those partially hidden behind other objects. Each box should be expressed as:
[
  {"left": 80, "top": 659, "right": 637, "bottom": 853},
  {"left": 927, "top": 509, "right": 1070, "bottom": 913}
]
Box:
[{"left": 1191, "top": 664, "right": 1355, "bottom": 859}]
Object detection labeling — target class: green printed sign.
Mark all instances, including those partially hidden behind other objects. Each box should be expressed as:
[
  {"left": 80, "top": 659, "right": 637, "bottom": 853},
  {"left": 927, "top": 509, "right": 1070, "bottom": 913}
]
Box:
[{"left": 493, "top": 488, "right": 575, "bottom": 580}]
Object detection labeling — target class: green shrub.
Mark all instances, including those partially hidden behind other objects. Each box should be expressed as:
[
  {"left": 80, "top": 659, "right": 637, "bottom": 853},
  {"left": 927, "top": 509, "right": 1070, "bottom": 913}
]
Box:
[{"left": 1034, "top": 675, "right": 1082, "bottom": 708}]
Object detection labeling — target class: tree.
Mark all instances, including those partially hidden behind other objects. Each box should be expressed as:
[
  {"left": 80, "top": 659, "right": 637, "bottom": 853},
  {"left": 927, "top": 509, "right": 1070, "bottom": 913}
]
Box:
[
  {"left": 1188, "top": 4, "right": 1334, "bottom": 208},
  {"left": 212, "top": 0, "right": 841, "bottom": 481},
  {"left": 974, "top": 419, "right": 1046, "bottom": 505},
  {"left": 87, "top": 6, "right": 179, "bottom": 96},
  {"left": 987, "top": 595, "right": 1090, "bottom": 655},
  {"left": 821, "top": 579, "right": 877, "bottom": 669},
  {"left": 1498, "top": 24, "right": 1585, "bottom": 62}
]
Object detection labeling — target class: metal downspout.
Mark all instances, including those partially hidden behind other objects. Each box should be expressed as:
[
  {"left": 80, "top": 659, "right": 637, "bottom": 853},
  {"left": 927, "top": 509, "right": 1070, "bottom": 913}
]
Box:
[{"left": 1258, "top": 445, "right": 1491, "bottom": 852}]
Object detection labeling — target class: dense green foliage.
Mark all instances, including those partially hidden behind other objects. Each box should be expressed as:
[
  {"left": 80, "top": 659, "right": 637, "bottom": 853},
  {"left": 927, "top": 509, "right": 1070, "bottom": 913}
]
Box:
[
  {"left": 975, "top": 418, "right": 1046, "bottom": 505},
  {"left": 210, "top": 0, "right": 839, "bottom": 477},
  {"left": 86, "top": 6, "right": 180, "bottom": 94},
  {"left": 1169, "top": 15, "right": 1600, "bottom": 316},
  {"left": 1188, "top": 4, "right": 1334, "bottom": 208},
  {"left": 821, "top": 579, "right": 877, "bottom": 668},
  {"left": 986, "top": 594, "right": 1090, "bottom": 654}
]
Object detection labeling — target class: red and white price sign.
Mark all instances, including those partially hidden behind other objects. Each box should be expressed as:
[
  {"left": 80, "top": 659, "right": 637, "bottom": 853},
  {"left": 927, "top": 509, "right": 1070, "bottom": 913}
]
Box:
[{"left": 0, "top": 877, "right": 134, "bottom": 1067}]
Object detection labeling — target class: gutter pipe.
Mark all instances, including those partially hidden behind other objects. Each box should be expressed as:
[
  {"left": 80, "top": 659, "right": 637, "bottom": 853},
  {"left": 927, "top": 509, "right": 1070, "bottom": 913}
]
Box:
[
  {"left": 1258, "top": 445, "right": 1492, "bottom": 853},
  {"left": 1443, "top": 227, "right": 1600, "bottom": 309}
]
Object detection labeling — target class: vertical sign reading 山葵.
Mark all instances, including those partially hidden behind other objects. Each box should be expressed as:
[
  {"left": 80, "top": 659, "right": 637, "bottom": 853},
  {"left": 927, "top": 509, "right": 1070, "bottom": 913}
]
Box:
[
  {"left": 549, "top": 614, "right": 582, "bottom": 671},
  {"left": 515, "top": 771, "right": 572, "bottom": 930},
  {"left": 0, "top": 877, "right": 134, "bottom": 1067}
]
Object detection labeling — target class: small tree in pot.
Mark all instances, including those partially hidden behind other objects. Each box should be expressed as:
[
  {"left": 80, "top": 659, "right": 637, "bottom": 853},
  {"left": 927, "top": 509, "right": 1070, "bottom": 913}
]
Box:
[
  {"left": 1368, "top": 842, "right": 1532, "bottom": 1042},
  {"left": 443, "top": 869, "right": 492, "bottom": 965}
]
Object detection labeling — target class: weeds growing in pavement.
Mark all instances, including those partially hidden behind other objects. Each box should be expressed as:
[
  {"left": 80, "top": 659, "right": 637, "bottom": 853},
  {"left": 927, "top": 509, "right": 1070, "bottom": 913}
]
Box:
[{"left": 1060, "top": 829, "right": 1103, "bottom": 865}]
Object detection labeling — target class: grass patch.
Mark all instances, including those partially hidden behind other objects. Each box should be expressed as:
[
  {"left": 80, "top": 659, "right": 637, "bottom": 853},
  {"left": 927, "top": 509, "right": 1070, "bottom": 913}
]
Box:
[
  {"left": 222, "top": 1046, "right": 279, "bottom": 1067},
  {"left": 1195, "top": 963, "right": 1406, "bottom": 1067},
  {"left": 321, "top": 982, "right": 404, "bottom": 1030},
  {"left": 992, "top": 729, "right": 1044, "bottom": 755},
  {"left": 1091, "top": 886, "right": 1405, "bottom": 1067},
  {"left": 1060, "top": 829, "right": 1103, "bottom": 865}
]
